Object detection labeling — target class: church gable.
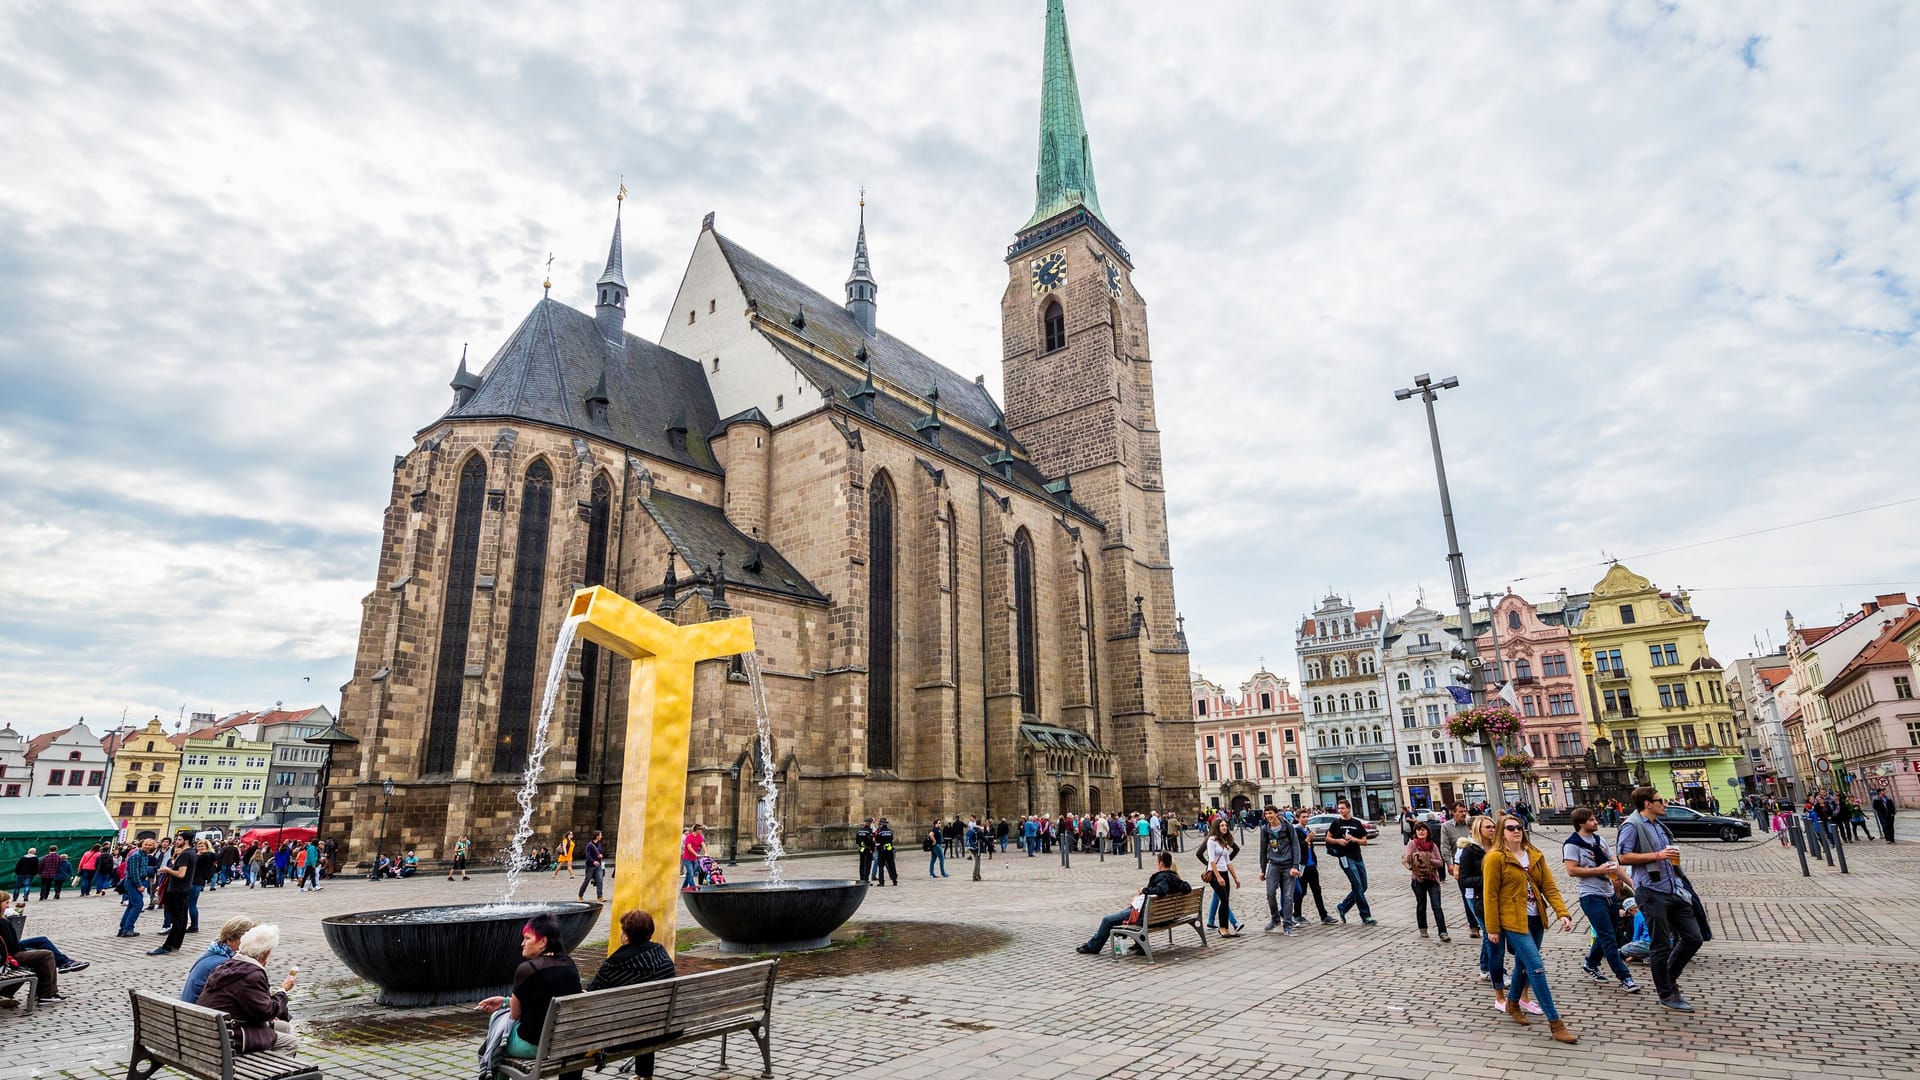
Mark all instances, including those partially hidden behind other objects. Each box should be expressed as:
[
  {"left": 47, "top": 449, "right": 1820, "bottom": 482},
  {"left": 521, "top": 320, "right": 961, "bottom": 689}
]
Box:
[{"left": 658, "top": 225, "right": 821, "bottom": 426}]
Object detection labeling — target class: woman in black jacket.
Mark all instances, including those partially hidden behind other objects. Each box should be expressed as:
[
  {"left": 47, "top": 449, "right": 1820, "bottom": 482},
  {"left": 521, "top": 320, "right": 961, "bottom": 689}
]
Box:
[
  {"left": 584, "top": 908, "right": 677, "bottom": 1078},
  {"left": 1457, "top": 816, "right": 1509, "bottom": 1005}
]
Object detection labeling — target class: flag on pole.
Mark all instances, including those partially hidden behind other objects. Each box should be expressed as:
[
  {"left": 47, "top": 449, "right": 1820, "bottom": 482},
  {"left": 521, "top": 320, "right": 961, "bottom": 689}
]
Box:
[
  {"left": 1446, "top": 684, "right": 1473, "bottom": 706},
  {"left": 1497, "top": 682, "right": 1522, "bottom": 710}
]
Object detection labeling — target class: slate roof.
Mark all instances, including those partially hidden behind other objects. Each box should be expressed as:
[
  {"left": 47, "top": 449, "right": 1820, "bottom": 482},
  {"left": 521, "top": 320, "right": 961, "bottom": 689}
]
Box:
[
  {"left": 436, "top": 298, "right": 720, "bottom": 474},
  {"left": 638, "top": 488, "right": 827, "bottom": 604},
  {"left": 766, "top": 339, "right": 1092, "bottom": 522},
  {"left": 710, "top": 232, "right": 1012, "bottom": 441}
]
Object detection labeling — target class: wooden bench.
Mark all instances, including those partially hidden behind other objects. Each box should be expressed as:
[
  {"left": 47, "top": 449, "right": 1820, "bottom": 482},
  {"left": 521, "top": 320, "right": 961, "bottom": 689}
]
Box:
[
  {"left": 497, "top": 959, "right": 776, "bottom": 1080},
  {"left": 128, "top": 989, "right": 319, "bottom": 1080},
  {"left": 1110, "top": 889, "right": 1207, "bottom": 962},
  {"left": 0, "top": 970, "right": 35, "bottom": 1015}
]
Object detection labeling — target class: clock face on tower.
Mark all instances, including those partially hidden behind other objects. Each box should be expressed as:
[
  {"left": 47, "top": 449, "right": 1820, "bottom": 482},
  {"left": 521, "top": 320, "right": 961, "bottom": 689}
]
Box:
[
  {"left": 1106, "top": 262, "right": 1122, "bottom": 300},
  {"left": 1030, "top": 251, "right": 1067, "bottom": 296}
]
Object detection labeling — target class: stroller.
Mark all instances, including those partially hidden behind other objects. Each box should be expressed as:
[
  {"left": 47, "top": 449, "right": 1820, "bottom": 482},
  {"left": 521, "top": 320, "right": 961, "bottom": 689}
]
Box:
[{"left": 696, "top": 854, "right": 726, "bottom": 887}]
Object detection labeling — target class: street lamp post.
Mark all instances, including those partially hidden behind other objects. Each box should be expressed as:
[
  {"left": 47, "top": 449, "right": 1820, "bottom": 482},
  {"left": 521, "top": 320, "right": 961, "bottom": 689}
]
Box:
[
  {"left": 1395, "top": 373, "right": 1503, "bottom": 807},
  {"left": 303, "top": 720, "right": 360, "bottom": 849},
  {"left": 374, "top": 778, "right": 395, "bottom": 877}
]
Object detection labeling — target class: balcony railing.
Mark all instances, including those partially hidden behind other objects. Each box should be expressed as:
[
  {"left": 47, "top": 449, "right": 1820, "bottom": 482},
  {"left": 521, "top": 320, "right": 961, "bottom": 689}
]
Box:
[
  {"left": 1512, "top": 675, "right": 1539, "bottom": 687},
  {"left": 1600, "top": 708, "right": 1639, "bottom": 723},
  {"left": 1407, "top": 642, "right": 1447, "bottom": 655},
  {"left": 1596, "top": 667, "right": 1632, "bottom": 684},
  {"left": 1623, "top": 737, "right": 1733, "bottom": 760}
]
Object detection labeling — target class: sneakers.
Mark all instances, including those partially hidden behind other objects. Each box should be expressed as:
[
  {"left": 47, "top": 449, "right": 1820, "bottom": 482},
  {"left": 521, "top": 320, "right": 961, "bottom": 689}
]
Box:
[
  {"left": 146, "top": 948, "right": 175, "bottom": 956},
  {"left": 1620, "top": 977, "right": 1641, "bottom": 993},
  {"left": 57, "top": 961, "right": 89, "bottom": 974},
  {"left": 1361, "top": 917, "right": 1379, "bottom": 926},
  {"left": 1518, "top": 999, "right": 1544, "bottom": 1015},
  {"left": 1583, "top": 965, "right": 1612, "bottom": 984},
  {"left": 1477, "top": 970, "right": 1491, "bottom": 982},
  {"left": 1659, "top": 995, "right": 1694, "bottom": 1013},
  {"left": 38, "top": 993, "right": 68, "bottom": 1003},
  {"left": 1320, "top": 916, "right": 1337, "bottom": 925},
  {"left": 1074, "top": 944, "right": 1099, "bottom": 955}
]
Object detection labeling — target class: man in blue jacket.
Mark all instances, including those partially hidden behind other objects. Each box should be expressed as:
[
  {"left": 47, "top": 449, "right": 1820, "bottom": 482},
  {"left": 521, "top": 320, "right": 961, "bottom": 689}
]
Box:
[{"left": 117, "top": 838, "right": 159, "bottom": 937}]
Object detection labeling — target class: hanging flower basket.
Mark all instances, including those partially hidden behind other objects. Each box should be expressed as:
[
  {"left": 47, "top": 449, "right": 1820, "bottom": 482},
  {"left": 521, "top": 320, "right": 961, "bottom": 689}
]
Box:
[
  {"left": 1445, "top": 704, "right": 1525, "bottom": 744},
  {"left": 1497, "top": 752, "right": 1535, "bottom": 773}
]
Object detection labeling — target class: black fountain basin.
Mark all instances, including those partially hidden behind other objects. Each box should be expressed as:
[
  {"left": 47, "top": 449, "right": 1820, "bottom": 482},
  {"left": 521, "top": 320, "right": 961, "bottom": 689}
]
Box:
[
  {"left": 682, "top": 879, "right": 868, "bottom": 953},
  {"left": 322, "top": 900, "right": 602, "bottom": 1006}
]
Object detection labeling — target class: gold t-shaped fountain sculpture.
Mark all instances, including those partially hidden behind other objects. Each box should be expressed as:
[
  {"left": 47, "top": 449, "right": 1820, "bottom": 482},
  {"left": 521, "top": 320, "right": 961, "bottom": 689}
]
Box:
[{"left": 567, "top": 584, "right": 753, "bottom": 948}]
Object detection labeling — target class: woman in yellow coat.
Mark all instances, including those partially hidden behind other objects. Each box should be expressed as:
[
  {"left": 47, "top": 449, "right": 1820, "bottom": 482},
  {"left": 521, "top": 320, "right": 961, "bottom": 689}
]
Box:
[{"left": 1482, "top": 814, "right": 1578, "bottom": 1044}]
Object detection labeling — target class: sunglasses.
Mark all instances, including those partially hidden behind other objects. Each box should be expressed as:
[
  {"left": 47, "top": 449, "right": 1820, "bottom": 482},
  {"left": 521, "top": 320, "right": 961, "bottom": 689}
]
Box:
[{"left": 1503, "top": 824, "right": 1525, "bottom": 832}]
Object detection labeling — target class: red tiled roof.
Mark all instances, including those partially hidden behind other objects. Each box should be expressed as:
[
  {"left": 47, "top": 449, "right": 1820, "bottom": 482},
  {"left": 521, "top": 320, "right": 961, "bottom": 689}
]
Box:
[
  {"left": 1755, "top": 665, "right": 1791, "bottom": 689},
  {"left": 24, "top": 728, "right": 67, "bottom": 761},
  {"left": 1795, "top": 625, "right": 1838, "bottom": 647},
  {"left": 1826, "top": 611, "right": 1920, "bottom": 691}
]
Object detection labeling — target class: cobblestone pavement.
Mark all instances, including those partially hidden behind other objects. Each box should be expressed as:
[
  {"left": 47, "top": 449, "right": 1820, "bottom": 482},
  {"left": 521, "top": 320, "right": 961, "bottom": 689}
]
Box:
[{"left": 13, "top": 829, "right": 1920, "bottom": 1080}]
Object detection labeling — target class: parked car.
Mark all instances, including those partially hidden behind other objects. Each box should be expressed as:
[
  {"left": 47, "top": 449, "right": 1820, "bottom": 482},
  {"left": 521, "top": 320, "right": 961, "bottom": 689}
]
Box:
[
  {"left": 1303, "top": 814, "right": 1382, "bottom": 844},
  {"left": 1658, "top": 804, "right": 1751, "bottom": 842}
]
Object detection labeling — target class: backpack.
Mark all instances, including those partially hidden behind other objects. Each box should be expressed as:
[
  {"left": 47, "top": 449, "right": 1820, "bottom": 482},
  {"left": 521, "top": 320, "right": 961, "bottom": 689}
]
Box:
[{"left": 923, "top": 831, "right": 934, "bottom": 852}]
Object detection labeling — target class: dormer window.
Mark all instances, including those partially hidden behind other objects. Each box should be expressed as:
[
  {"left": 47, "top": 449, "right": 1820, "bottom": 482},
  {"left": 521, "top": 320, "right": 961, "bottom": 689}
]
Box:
[{"left": 776, "top": 394, "right": 785, "bottom": 411}]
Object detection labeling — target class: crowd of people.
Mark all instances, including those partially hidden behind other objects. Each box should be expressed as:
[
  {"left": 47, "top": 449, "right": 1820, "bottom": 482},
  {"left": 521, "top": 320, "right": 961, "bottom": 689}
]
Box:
[{"left": 1070, "top": 785, "right": 1725, "bottom": 1046}]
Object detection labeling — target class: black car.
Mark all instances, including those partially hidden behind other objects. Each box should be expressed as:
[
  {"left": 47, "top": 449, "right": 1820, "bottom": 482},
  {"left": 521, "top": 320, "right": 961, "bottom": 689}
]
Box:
[{"left": 1659, "top": 804, "right": 1751, "bottom": 842}]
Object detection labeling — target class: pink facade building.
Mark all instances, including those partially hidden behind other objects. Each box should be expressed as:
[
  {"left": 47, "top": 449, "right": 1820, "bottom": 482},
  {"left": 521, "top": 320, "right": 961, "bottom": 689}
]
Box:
[
  {"left": 1192, "top": 668, "right": 1308, "bottom": 813},
  {"left": 1828, "top": 610, "right": 1920, "bottom": 807},
  {"left": 1474, "top": 592, "right": 1590, "bottom": 808}
]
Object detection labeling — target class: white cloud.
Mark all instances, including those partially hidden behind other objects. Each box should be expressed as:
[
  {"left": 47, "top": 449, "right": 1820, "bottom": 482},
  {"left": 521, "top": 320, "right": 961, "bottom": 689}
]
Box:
[{"left": 0, "top": 1, "right": 1915, "bottom": 732}]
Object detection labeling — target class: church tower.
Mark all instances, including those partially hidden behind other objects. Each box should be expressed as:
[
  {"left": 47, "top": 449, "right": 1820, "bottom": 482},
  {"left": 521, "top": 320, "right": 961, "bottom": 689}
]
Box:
[{"left": 1001, "top": 0, "right": 1195, "bottom": 812}]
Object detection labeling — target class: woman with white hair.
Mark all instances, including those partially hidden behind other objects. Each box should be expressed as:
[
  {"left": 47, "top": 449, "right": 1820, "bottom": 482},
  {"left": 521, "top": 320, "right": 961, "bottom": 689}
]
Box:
[{"left": 197, "top": 924, "right": 299, "bottom": 1054}]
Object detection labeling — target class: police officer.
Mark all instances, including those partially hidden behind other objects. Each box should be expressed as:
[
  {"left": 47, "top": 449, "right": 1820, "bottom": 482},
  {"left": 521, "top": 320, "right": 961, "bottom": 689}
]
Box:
[
  {"left": 874, "top": 818, "right": 899, "bottom": 886},
  {"left": 855, "top": 817, "right": 876, "bottom": 883}
]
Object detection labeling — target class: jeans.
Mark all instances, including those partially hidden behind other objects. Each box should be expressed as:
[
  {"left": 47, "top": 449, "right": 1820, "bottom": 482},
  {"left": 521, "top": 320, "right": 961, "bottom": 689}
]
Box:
[
  {"left": 1638, "top": 888, "right": 1704, "bottom": 999},
  {"left": 12, "top": 875, "right": 30, "bottom": 895},
  {"left": 1263, "top": 867, "right": 1298, "bottom": 923},
  {"left": 928, "top": 846, "right": 947, "bottom": 876},
  {"left": 78, "top": 869, "right": 95, "bottom": 897},
  {"left": 998, "top": 835, "right": 1008, "bottom": 852},
  {"left": 119, "top": 888, "right": 146, "bottom": 934},
  {"left": 1410, "top": 879, "right": 1447, "bottom": 934},
  {"left": 1457, "top": 881, "right": 1483, "bottom": 934},
  {"left": 578, "top": 864, "right": 604, "bottom": 900},
  {"left": 1335, "top": 858, "right": 1371, "bottom": 919},
  {"left": 1500, "top": 914, "right": 1558, "bottom": 1022},
  {"left": 1292, "top": 863, "right": 1329, "bottom": 920},
  {"left": 17, "top": 936, "right": 73, "bottom": 967},
  {"left": 186, "top": 884, "right": 203, "bottom": 931},
  {"left": 1578, "top": 894, "right": 1631, "bottom": 980},
  {"left": 681, "top": 858, "right": 698, "bottom": 889},
  {"left": 1082, "top": 909, "right": 1131, "bottom": 953},
  {"left": 1469, "top": 890, "right": 1506, "bottom": 988},
  {"left": 1207, "top": 878, "right": 1239, "bottom": 929}
]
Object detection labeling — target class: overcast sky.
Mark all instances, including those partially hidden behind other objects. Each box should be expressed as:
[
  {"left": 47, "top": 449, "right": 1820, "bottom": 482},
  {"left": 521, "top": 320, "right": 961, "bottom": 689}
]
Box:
[{"left": 3, "top": 2, "right": 1916, "bottom": 737}]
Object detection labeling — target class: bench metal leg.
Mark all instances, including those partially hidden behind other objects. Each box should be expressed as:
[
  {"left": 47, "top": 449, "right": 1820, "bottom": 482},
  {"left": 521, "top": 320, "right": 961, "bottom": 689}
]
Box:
[
  {"left": 754, "top": 1022, "right": 773, "bottom": 1078},
  {"left": 719, "top": 1031, "right": 728, "bottom": 1072},
  {"left": 1193, "top": 920, "right": 1208, "bottom": 948},
  {"left": 126, "top": 1051, "right": 159, "bottom": 1080}
]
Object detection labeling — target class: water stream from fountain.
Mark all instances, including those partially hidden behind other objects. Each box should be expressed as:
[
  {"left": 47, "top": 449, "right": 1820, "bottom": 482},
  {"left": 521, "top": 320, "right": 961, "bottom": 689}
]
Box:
[
  {"left": 740, "top": 651, "right": 785, "bottom": 884},
  {"left": 499, "top": 614, "right": 583, "bottom": 902}
]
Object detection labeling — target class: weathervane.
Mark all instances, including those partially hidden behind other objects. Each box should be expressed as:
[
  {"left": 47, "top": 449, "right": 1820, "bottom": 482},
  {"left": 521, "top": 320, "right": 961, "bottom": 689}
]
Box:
[{"left": 543, "top": 252, "right": 554, "bottom": 296}]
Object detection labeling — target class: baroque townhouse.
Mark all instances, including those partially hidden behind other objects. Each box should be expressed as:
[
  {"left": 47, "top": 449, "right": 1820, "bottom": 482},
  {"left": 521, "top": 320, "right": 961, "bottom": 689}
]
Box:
[
  {"left": 1297, "top": 596, "right": 1398, "bottom": 819},
  {"left": 1192, "top": 668, "right": 1307, "bottom": 812}
]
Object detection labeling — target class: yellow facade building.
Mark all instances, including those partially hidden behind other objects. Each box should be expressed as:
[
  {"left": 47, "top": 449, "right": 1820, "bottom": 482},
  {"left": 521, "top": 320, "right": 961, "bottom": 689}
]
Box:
[
  {"left": 107, "top": 717, "right": 183, "bottom": 841},
  {"left": 1572, "top": 565, "right": 1740, "bottom": 807}
]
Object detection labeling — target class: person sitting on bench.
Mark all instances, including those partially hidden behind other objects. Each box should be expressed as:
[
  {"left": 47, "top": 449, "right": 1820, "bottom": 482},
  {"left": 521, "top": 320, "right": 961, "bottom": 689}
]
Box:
[{"left": 1075, "top": 852, "right": 1192, "bottom": 955}]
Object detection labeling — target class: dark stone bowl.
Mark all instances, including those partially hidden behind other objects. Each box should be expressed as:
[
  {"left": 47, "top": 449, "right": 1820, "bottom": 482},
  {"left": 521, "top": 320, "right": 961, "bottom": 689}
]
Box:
[
  {"left": 322, "top": 900, "right": 602, "bottom": 1007},
  {"left": 682, "top": 879, "right": 868, "bottom": 953}
]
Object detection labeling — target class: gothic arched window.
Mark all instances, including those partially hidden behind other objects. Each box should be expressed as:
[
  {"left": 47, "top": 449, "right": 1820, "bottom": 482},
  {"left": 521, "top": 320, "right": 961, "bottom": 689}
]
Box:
[
  {"left": 868, "top": 473, "right": 897, "bottom": 770},
  {"left": 1360, "top": 654, "right": 1376, "bottom": 674},
  {"left": 950, "top": 507, "right": 964, "bottom": 774},
  {"left": 575, "top": 472, "right": 613, "bottom": 777},
  {"left": 494, "top": 458, "right": 554, "bottom": 774},
  {"left": 1013, "top": 528, "right": 1039, "bottom": 715},
  {"left": 1306, "top": 660, "right": 1322, "bottom": 680},
  {"left": 1338, "top": 693, "right": 1350, "bottom": 712},
  {"left": 1367, "top": 690, "right": 1379, "bottom": 710},
  {"left": 1042, "top": 299, "right": 1066, "bottom": 353},
  {"left": 1311, "top": 697, "right": 1323, "bottom": 715},
  {"left": 424, "top": 455, "right": 487, "bottom": 774}
]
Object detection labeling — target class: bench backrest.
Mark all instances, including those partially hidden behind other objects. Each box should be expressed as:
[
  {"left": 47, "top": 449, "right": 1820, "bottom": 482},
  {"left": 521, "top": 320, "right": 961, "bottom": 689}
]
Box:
[
  {"left": 131, "top": 989, "right": 235, "bottom": 1080},
  {"left": 1142, "top": 889, "right": 1203, "bottom": 928},
  {"left": 537, "top": 960, "right": 777, "bottom": 1064}
]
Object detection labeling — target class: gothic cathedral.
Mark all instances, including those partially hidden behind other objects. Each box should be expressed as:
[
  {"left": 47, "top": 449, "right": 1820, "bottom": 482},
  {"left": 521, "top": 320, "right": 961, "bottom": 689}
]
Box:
[{"left": 325, "top": 0, "right": 1197, "bottom": 862}]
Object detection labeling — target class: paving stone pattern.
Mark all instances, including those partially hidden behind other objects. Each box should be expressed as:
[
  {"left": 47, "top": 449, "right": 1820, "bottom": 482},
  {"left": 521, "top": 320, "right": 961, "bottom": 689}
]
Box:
[{"left": 14, "top": 833, "right": 1920, "bottom": 1080}]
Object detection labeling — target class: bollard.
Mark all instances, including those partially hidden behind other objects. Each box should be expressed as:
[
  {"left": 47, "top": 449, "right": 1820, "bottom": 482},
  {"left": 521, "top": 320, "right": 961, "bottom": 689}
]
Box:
[
  {"left": 1786, "top": 815, "right": 1812, "bottom": 878},
  {"left": 972, "top": 849, "right": 981, "bottom": 882},
  {"left": 1821, "top": 822, "right": 1836, "bottom": 867},
  {"left": 1134, "top": 831, "right": 1144, "bottom": 870},
  {"left": 1832, "top": 819, "right": 1849, "bottom": 874},
  {"left": 1060, "top": 836, "right": 1071, "bottom": 869},
  {"left": 1098, "top": 835, "right": 1105, "bottom": 862}
]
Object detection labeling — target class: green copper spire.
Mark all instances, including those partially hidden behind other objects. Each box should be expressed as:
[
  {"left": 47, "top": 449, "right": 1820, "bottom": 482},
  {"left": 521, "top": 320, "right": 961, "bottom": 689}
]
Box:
[{"left": 1022, "top": 0, "right": 1105, "bottom": 232}]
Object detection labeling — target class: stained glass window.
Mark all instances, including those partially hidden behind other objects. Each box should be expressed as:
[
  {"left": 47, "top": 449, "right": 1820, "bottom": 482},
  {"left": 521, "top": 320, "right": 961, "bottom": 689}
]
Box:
[
  {"left": 1014, "top": 528, "right": 1038, "bottom": 715},
  {"left": 494, "top": 459, "right": 554, "bottom": 775},
  {"left": 576, "top": 473, "right": 612, "bottom": 778},
  {"left": 424, "top": 456, "right": 488, "bottom": 773},
  {"left": 868, "top": 474, "right": 896, "bottom": 769}
]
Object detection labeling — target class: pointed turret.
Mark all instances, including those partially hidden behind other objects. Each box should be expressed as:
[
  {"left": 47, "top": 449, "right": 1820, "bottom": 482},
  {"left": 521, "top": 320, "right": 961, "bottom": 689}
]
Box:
[
  {"left": 1022, "top": 0, "right": 1106, "bottom": 231},
  {"left": 449, "top": 344, "right": 481, "bottom": 408},
  {"left": 595, "top": 189, "right": 629, "bottom": 344},
  {"left": 584, "top": 365, "right": 610, "bottom": 425},
  {"left": 845, "top": 193, "right": 878, "bottom": 336}
]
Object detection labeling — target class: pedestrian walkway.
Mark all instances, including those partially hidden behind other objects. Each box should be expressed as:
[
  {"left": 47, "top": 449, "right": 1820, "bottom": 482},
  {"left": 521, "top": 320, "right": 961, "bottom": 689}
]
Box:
[{"left": 15, "top": 835, "right": 1920, "bottom": 1079}]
